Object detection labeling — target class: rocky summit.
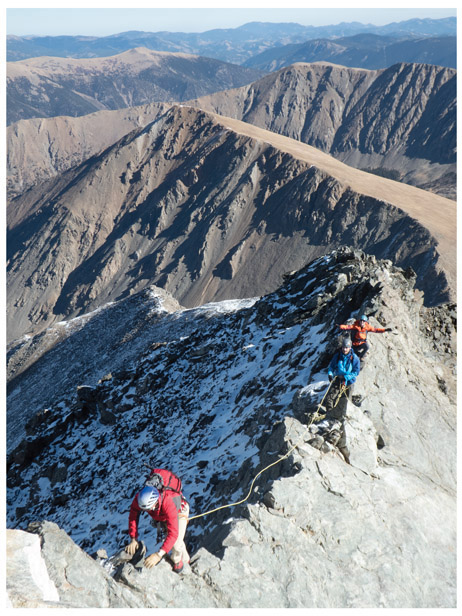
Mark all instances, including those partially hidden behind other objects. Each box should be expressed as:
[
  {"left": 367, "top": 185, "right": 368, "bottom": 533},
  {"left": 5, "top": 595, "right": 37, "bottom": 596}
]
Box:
[{"left": 6, "top": 248, "right": 456, "bottom": 608}]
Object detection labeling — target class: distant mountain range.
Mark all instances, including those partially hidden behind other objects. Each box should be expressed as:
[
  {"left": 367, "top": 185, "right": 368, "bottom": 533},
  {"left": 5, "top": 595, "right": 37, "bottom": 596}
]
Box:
[
  {"left": 243, "top": 33, "right": 456, "bottom": 71},
  {"left": 7, "top": 17, "right": 456, "bottom": 65},
  {"left": 6, "top": 48, "right": 263, "bottom": 125}
]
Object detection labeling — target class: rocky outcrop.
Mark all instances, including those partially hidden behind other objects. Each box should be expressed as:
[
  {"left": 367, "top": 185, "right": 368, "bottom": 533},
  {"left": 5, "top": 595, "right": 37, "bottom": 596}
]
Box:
[
  {"left": 189, "top": 62, "right": 456, "bottom": 198},
  {"left": 6, "top": 528, "right": 60, "bottom": 607},
  {"left": 6, "top": 106, "right": 456, "bottom": 342},
  {"left": 6, "top": 47, "right": 264, "bottom": 125},
  {"left": 7, "top": 523, "right": 143, "bottom": 608},
  {"left": 6, "top": 249, "right": 456, "bottom": 607}
]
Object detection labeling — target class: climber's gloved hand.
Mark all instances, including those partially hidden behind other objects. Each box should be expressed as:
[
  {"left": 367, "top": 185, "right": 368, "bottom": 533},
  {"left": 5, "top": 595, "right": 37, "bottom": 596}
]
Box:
[
  {"left": 328, "top": 374, "right": 333, "bottom": 382},
  {"left": 125, "top": 538, "right": 138, "bottom": 556},
  {"left": 385, "top": 327, "right": 393, "bottom": 332},
  {"left": 144, "top": 552, "right": 162, "bottom": 569}
]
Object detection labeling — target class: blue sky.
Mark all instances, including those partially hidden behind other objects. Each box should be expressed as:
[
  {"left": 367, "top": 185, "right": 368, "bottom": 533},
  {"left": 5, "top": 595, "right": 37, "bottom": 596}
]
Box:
[{"left": 6, "top": 4, "right": 457, "bottom": 37}]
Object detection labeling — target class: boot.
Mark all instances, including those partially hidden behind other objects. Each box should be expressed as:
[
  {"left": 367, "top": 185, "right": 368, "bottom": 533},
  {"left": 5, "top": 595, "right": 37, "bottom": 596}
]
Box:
[
  {"left": 308, "top": 435, "right": 324, "bottom": 450},
  {"left": 338, "top": 446, "right": 351, "bottom": 464}
]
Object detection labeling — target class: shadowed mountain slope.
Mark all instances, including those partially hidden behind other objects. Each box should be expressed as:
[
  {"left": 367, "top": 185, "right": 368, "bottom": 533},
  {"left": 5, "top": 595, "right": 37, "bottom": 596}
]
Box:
[
  {"left": 6, "top": 47, "right": 264, "bottom": 125},
  {"left": 7, "top": 106, "right": 455, "bottom": 344},
  {"left": 6, "top": 249, "right": 456, "bottom": 607},
  {"left": 7, "top": 104, "right": 169, "bottom": 200},
  {"left": 189, "top": 62, "right": 456, "bottom": 198}
]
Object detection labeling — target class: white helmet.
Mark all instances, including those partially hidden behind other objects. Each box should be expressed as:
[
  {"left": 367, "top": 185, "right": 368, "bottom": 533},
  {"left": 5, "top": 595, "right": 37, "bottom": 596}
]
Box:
[{"left": 137, "top": 486, "right": 159, "bottom": 510}]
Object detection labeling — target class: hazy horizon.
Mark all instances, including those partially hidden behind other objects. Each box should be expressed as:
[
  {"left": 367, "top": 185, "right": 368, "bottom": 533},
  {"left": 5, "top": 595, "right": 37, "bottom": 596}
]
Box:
[{"left": 6, "top": 7, "right": 457, "bottom": 37}]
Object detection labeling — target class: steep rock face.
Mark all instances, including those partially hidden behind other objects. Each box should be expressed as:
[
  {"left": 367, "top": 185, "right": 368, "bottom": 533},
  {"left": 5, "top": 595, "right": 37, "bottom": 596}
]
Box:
[
  {"left": 189, "top": 62, "right": 456, "bottom": 197},
  {"left": 6, "top": 249, "right": 456, "bottom": 608},
  {"left": 6, "top": 47, "right": 264, "bottom": 124},
  {"left": 7, "top": 106, "right": 455, "bottom": 343}
]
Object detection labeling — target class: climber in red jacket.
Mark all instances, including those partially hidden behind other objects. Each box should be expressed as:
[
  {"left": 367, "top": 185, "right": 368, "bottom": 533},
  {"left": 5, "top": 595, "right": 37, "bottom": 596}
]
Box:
[
  {"left": 338, "top": 314, "right": 392, "bottom": 361},
  {"left": 125, "top": 468, "right": 189, "bottom": 573}
]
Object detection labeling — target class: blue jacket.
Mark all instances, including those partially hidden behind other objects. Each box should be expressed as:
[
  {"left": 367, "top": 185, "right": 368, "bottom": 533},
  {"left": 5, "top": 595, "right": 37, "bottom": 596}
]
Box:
[{"left": 328, "top": 349, "right": 360, "bottom": 385}]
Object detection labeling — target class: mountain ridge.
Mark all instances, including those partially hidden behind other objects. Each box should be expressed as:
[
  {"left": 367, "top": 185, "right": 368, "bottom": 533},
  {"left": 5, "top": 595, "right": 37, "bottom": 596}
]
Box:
[
  {"left": 7, "top": 105, "right": 455, "bottom": 344},
  {"left": 8, "top": 61, "right": 455, "bottom": 200},
  {"left": 189, "top": 61, "right": 456, "bottom": 198},
  {"left": 243, "top": 33, "right": 456, "bottom": 70}
]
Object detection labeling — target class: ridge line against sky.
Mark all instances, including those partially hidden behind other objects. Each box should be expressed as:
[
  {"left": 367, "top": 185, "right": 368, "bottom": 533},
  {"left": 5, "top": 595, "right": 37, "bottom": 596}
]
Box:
[{"left": 5, "top": 2, "right": 458, "bottom": 37}]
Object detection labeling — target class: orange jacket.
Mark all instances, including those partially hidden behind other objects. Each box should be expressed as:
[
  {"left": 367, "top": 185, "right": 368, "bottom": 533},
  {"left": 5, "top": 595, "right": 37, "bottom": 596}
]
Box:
[{"left": 339, "top": 320, "right": 386, "bottom": 346}]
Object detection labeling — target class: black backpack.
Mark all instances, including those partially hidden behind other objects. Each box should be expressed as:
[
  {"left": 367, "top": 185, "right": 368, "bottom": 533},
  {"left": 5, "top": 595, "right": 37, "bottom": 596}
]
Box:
[{"left": 145, "top": 468, "right": 182, "bottom": 495}]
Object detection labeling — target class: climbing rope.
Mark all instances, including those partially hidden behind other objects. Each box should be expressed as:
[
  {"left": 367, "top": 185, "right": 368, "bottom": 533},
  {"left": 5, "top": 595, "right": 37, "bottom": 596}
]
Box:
[{"left": 188, "top": 377, "right": 347, "bottom": 522}]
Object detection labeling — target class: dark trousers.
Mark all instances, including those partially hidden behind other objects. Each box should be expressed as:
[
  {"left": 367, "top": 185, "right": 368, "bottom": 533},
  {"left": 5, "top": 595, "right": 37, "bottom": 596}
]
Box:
[
  {"left": 324, "top": 377, "right": 351, "bottom": 455},
  {"left": 353, "top": 341, "right": 369, "bottom": 359},
  {"left": 325, "top": 377, "right": 353, "bottom": 418}
]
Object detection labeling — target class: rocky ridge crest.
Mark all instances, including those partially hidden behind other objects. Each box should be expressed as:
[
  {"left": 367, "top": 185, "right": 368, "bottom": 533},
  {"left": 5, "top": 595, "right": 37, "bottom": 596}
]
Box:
[{"left": 7, "top": 248, "right": 456, "bottom": 608}]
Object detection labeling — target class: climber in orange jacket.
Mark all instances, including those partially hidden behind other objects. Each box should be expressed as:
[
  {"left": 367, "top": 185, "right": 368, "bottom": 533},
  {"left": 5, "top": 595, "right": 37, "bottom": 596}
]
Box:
[{"left": 338, "top": 314, "right": 392, "bottom": 361}]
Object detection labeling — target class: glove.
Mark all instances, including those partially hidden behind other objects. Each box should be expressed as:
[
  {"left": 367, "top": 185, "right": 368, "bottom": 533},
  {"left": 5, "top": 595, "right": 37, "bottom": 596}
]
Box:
[
  {"left": 144, "top": 552, "right": 163, "bottom": 569},
  {"left": 125, "top": 538, "right": 138, "bottom": 555},
  {"left": 328, "top": 374, "right": 333, "bottom": 382},
  {"left": 385, "top": 328, "right": 392, "bottom": 332}
]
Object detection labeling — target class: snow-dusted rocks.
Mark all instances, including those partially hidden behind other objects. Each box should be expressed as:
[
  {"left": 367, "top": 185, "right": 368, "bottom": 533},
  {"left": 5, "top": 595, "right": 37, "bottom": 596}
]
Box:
[{"left": 6, "top": 248, "right": 456, "bottom": 607}]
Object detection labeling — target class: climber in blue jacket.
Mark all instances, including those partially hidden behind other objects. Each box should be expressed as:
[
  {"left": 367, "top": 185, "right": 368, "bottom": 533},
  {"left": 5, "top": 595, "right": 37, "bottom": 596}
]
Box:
[
  {"left": 322, "top": 337, "right": 361, "bottom": 464},
  {"left": 327, "top": 337, "right": 361, "bottom": 386}
]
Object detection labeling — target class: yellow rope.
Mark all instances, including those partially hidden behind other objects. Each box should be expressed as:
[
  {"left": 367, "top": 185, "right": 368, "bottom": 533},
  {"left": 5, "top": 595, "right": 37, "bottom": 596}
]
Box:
[{"left": 188, "top": 378, "right": 345, "bottom": 522}]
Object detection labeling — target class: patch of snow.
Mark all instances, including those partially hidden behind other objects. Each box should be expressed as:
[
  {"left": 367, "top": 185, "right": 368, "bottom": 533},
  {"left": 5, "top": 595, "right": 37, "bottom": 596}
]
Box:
[{"left": 24, "top": 537, "right": 60, "bottom": 602}]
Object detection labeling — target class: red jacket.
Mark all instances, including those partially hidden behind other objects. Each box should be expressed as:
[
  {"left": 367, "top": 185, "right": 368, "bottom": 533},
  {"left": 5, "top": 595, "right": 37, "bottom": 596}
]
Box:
[
  {"left": 340, "top": 320, "right": 386, "bottom": 345},
  {"left": 128, "top": 469, "right": 186, "bottom": 554}
]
